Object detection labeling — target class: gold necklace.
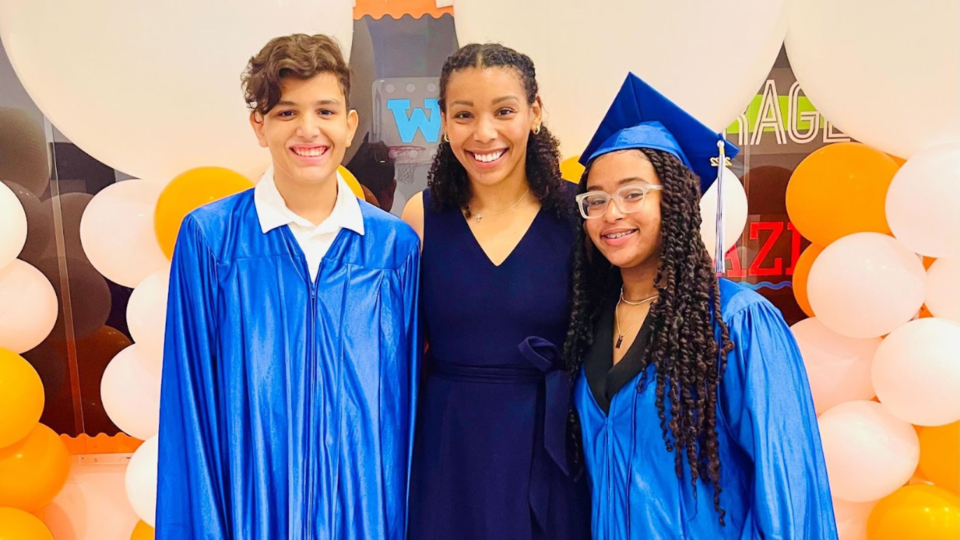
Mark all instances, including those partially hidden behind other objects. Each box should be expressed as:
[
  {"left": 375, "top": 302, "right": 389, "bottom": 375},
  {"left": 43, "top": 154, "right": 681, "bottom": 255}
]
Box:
[
  {"left": 615, "top": 287, "right": 658, "bottom": 348},
  {"left": 469, "top": 189, "right": 530, "bottom": 222}
]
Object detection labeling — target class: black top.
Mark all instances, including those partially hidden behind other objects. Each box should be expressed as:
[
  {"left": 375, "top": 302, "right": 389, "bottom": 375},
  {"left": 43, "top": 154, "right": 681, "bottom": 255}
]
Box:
[{"left": 584, "top": 296, "right": 654, "bottom": 414}]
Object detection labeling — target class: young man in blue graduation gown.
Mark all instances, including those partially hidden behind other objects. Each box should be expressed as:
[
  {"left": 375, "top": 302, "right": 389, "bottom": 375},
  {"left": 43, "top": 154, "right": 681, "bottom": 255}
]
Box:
[
  {"left": 156, "top": 34, "right": 421, "bottom": 539},
  {"left": 564, "top": 73, "right": 839, "bottom": 539}
]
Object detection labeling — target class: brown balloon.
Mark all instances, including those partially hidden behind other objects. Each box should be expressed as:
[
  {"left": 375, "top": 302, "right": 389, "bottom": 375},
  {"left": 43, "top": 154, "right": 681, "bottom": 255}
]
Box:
[
  {"left": 0, "top": 107, "right": 50, "bottom": 196},
  {"left": 33, "top": 257, "right": 112, "bottom": 341},
  {"left": 34, "top": 193, "right": 92, "bottom": 265}
]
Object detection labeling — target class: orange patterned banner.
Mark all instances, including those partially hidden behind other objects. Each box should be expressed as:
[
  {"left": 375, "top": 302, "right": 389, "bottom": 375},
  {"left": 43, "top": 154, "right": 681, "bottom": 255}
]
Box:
[{"left": 354, "top": 0, "right": 453, "bottom": 19}]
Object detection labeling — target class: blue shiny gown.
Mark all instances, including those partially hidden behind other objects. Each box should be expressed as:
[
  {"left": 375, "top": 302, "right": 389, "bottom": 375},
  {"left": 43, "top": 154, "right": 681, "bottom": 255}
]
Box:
[
  {"left": 575, "top": 278, "right": 838, "bottom": 540},
  {"left": 407, "top": 187, "right": 590, "bottom": 540},
  {"left": 156, "top": 190, "right": 421, "bottom": 539}
]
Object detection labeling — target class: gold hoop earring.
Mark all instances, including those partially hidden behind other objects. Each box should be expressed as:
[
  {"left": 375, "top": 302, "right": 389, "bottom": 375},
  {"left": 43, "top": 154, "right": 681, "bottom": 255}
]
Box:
[
  {"left": 442, "top": 133, "right": 450, "bottom": 143},
  {"left": 533, "top": 125, "right": 541, "bottom": 135}
]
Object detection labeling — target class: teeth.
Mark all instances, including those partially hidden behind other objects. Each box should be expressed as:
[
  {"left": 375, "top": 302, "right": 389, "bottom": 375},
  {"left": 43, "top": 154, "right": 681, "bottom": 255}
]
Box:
[
  {"left": 605, "top": 231, "right": 634, "bottom": 239},
  {"left": 294, "top": 147, "right": 327, "bottom": 158},
  {"left": 473, "top": 150, "right": 504, "bottom": 163}
]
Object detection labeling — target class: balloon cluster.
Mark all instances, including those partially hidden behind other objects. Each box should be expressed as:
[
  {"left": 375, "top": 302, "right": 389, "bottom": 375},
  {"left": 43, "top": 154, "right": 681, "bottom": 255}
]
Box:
[
  {"left": 0, "top": 350, "right": 69, "bottom": 539},
  {"left": 786, "top": 0, "right": 959, "bottom": 538}
]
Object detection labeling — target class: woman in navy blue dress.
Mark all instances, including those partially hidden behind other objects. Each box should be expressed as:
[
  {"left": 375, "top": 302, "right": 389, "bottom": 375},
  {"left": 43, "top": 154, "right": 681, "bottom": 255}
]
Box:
[{"left": 402, "top": 43, "right": 589, "bottom": 540}]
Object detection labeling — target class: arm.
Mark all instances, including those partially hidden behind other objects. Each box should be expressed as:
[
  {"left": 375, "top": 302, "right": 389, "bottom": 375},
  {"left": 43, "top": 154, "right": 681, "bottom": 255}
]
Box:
[
  {"left": 720, "top": 301, "right": 839, "bottom": 540},
  {"left": 380, "top": 246, "right": 422, "bottom": 540},
  {"left": 400, "top": 192, "right": 424, "bottom": 249},
  {"left": 156, "top": 215, "right": 227, "bottom": 539}
]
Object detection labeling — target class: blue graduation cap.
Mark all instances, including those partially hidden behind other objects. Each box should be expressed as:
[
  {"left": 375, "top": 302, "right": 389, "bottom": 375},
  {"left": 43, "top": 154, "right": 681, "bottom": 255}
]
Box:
[{"left": 579, "top": 73, "right": 739, "bottom": 196}]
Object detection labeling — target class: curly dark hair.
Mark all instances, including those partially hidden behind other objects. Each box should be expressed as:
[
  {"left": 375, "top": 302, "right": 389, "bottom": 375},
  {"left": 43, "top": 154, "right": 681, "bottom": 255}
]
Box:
[
  {"left": 428, "top": 43, "right": 567, "bottom": 217},
  {"left": 242, "top": 33, "right": 351, "bottom": 115},
  {"left": 563, "top": 148, "right": 735, "bottom": 524}
]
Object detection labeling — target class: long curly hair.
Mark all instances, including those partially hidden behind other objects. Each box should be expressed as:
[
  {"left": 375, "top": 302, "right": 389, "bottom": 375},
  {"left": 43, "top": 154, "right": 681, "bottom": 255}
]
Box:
[
  {"left": 563, "top": 148, "right": 735, "bottom": 523},
  {"left": 428, "top": 43, "right": 567, "bottom": 217}
]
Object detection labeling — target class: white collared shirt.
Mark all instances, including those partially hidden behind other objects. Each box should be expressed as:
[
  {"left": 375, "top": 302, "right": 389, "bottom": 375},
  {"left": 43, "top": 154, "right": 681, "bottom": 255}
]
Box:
[{"left": 254, "top": 167, "right": 365, "bottom": 281}]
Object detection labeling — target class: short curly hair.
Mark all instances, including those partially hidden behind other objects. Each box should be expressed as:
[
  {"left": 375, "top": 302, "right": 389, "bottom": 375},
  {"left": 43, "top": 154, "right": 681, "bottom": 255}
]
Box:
[{"left": 241, "top": 33, "right": 351, "bottom": 115}]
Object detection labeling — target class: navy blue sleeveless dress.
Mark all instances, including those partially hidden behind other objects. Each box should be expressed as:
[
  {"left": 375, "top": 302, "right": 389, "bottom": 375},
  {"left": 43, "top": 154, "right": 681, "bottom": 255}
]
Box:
[{"left": 408, "top": 187, "right": 590, "bottom": 540}]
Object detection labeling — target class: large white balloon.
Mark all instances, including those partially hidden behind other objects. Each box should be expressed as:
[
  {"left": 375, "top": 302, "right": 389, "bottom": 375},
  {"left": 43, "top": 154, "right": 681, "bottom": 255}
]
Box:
[
  {"left": 101, "top": 344, "right": 162, "bottom": 440},
  {"left": 127, "top": 268, "right": 170, "bottom": 369},
  {"left": 818, "top": 400, "right": 919, "bottom": 503},
  {"left": 872, "top": 318, "right": 960, "bottom": 427},
  {"left": 453, "top": 0, "right": 788, "bottom": 156},
  {"left": 0, "top": 259, "right": 57, "bottom": 353},
  {"left": 700, "top": 168, "right": 748, "bottom": 258},
  {"left": 791, "top": 318, "right": 881, "bottom": 415},
  {"left": 807, "top": 233, "right": 926, "bottom": 338},
  {"left": 0, "top": 181, "right": 27, "bottom": 269},
  {"left": 885, "top": 144, "right": 960, "bottom": 259},
  {"left": 0, "top": 1, "right": 354, "bottom": 182},
  {"left": 80, "top": 180, "right": 168, "bottom": 288},
  {"left": 925, "top": 258, "right": 959, "bottom": 322},
  {"left": 785, "top": 0, "right": 960, "bottom": 159},
  {"left": 125, "top": 435, "right": 158, "bottom": 527}
]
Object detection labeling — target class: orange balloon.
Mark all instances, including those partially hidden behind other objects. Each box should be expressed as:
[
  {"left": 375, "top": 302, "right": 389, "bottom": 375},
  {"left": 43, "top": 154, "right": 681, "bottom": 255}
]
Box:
[
  {"left": 337, "top": 165, "right": 365, "bottom": 198},
  {"left": 867, "top": 484, "right": 959, "bottom": 540},
  {"left": 792, "top": 244, "right": 824, "bottom": 318},
  {"left": 919, "top": 423, "right": 960, "bottom": 494},
  {"left": 560, "top": 155, "right": 585, "bottom": 184},
  {"left": 0, "top": 424, "right": 70, "bottom": 511},
  {"left": 785, "top": 142, "right": 899, "bottom": 246},
  {"left": 0, "top": 507, "right": 54, "bottom": 540},
  {"left": 131, "top": 520, "right": 155, "bottom": 540},
  {"left": 0, "top": 348, "right": 44, "bottom": 449},
  {"left": 154, "top": 167, "right": 254, "bottom": 259}
]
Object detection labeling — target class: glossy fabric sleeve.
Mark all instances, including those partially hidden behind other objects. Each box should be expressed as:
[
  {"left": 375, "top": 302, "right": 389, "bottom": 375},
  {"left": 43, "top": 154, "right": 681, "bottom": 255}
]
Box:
[
  {"left": 380, "top": 246, "right": 421, "bottom": 540},
  {"left": 720, "top": 301, "right": 839, "bottom": 540},
  {"left": 156, "top": 215, "right": 227, "bottom": 539}
]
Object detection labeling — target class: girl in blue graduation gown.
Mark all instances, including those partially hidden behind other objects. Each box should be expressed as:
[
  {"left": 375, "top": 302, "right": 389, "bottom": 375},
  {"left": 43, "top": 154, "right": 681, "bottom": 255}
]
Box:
[{"left": 563, "top": 73, "right": 839, "bottom": 540}]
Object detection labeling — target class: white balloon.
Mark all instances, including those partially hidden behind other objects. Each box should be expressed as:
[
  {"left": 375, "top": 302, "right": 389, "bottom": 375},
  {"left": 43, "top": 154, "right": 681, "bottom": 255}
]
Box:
[
  {"left": 700, "top": 168, "right": 748, "bottom": 258},
  {"left": 101, "top": 344, "right": 162, "bottom": 440},
  {"left": 785, "top": 0, "right": 960, "bottom": 159},
  {"left": 872, "top": 318, "right": 960, "bottom": 426},
  {"left": 453, "top": 0, "right": 788, "bottom": 156},
  {"left": 791, "top": 318, "right": 881, "bottom": 415},
  {"left": 0, "top": 259, "right": 57, "bottom": 353},
  {"left": 818, "top": 400, "right": 919, "bottom": 503},
  {"left": 808, "top": 233, "right": 926, "bottom": 338},
  {"left": 833, "top": 499, "right": 876, "bottom": 540},
  {"left": 925, "top": 258, "right": 960, "bottom": 322},
  {"left": 125, "top": 435, "right": 158, "bottom": 528},
  {"left": 0, "top": 1, "right": 353, "bottom": 182},
  {"left": 80, "top": 180, "right": 168, "bottom": 288},
  {"left": 127, "top": 268, "right": 170, "bottom": 368},
  {"left": 886, "top": 144, "right": 960, "bottom": 259},
  {"left": 0, "top": 181, "right": 27, "bottom": 269}
]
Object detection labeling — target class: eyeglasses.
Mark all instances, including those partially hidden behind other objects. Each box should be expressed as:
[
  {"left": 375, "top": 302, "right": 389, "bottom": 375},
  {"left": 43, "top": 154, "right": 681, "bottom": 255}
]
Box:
[{"left": 575, "top": 183, "right": 663, "bottom": 219}]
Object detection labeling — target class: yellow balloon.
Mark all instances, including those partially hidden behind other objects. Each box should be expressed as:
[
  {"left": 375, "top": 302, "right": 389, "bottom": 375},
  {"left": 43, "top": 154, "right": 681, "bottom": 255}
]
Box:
[
  {"left": 560, "top": 155, "right": 585, "bottom": 184},
  {"left": 130, "top": 520, "right": 155, "bottom": 540},
  {"left": 867, "top": 484, "right": 959, "bottom": 540},
  {"left": 0, "top": 507, "right": 53, "bottom": 540},
  {"left": 919, "top": 423, "right": 960, "bottom": 494},
  {"left": 154, "top": 167, "right": 254, "bottom": 259},
  {"left": 0, "top": 424, "right": 70, "bottom": 510},
  {"left": 338, "top": 166, "right": 364, "bottom": 198},
  {"left": 0, "top": 349, "right": 44, "bottom": 449}
]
